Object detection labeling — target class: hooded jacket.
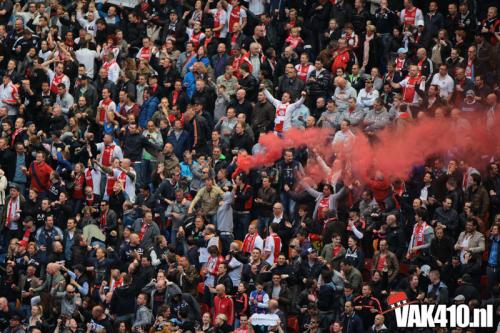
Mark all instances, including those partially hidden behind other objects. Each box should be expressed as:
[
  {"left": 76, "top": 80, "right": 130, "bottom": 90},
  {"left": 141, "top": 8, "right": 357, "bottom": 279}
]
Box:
[{"left": 217, "top": 191, "right": 234, "bottom": 233}]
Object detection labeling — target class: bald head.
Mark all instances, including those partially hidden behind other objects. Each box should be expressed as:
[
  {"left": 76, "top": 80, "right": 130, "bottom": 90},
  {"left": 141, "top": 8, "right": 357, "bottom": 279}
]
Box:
[{"left": 336, "top": 77, "right": 346, "bottom": 88}]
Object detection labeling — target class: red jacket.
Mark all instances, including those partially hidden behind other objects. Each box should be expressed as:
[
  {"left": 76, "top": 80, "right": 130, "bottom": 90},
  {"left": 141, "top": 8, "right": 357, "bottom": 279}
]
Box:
[
  {"left": 331, "top": 48, "right": 350, "bottom": 73},
  {"left": 29, "top": 161, "right": 53, "bottom": 192},
  {"left": 214, "top": 294, "right": 234, "bottom": 325}
]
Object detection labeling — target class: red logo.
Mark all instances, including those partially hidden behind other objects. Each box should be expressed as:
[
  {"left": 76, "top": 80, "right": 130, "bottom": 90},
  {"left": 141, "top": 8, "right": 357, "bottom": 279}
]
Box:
[{"left": 382, "top": 291, "right": 417, "bottom": 314}]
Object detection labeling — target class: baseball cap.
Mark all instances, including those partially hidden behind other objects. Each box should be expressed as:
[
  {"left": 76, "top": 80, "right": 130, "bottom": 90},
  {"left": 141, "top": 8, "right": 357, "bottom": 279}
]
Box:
[
  {"left": 454, "top": 295, "right": 465, "bottom": 302},
  {"left": 397, "top": 48, "right": 408, "bottom": 54},
  {"left": 416, "top": 20, "right": 424, "bottom": 26},
  {"left": 8, "top": 183, "right": 19, "bottom": 191}
]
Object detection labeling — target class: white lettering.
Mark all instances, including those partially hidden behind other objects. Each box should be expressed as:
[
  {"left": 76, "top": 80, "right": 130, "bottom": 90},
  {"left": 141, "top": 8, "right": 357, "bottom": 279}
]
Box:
[
  {"left": 433, "top": 305, "right": 447, "bottom": 327},
  {"left": 456, "top": 304, "right": 470, "bottom": 328},
  {"left": 448, "top": 305, "right": 456, "bottom": 327},
  {"left": 394, "top": 306, "right": 409, "bottom": 327},
  {"left": 407, "top": 306, "right": 421, "bottom": 327},
  {"left": 486, "top": 305, "right": 494, "bottom": 327},
  {"left": 420, "top": 305, "right": 436, "bottom": 327},
  {"left": 393, "top": 304, "right": 494, "bottom": 328}
]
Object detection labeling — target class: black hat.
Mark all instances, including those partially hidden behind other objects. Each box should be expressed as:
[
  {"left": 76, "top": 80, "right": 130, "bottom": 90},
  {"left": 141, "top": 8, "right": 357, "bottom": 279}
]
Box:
[
  {"left": 461, "top": 273, "right": 473, "bottom": 283},
  {"left": 169, "top": 9, "right": 178, "bottom": 15},
  {"left": 10, "top": 314, "right": 22, "bottom": 321}
]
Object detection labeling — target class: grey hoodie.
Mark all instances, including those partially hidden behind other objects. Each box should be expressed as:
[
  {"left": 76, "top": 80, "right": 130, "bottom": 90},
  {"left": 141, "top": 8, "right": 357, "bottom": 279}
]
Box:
[{"left": 216, "top": 191, "right": 234, "bottom": 233}]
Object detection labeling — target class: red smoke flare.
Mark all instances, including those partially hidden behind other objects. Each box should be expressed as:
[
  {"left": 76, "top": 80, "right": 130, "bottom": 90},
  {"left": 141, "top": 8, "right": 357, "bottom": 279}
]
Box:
[{"left": 237, "top": 116, "right": 500, "bottom": 182}]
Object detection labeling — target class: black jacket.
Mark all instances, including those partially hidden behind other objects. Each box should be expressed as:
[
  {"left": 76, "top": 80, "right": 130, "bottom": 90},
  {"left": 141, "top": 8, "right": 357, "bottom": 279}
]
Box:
[
  {"left": 168, "top": 89, "right": 189, "bottom": 113},
  {"left": 307, "top": 68, "right": 331, "bottom": 97},
  {"left": 110, "top": 285, "right": 136, "bottom": 316},
  {"left": 122, "top": 133, "right": 160, "bottom": 162},
  {"left": 161, "top": 19, "right": 187, "bottom": 51},
  {"left": 229, "top": 132, "right": 253, "bottom": 156},
  {"left": 238, "top": 74, "right": 259, "bottom": 102},
  {"left": 228, "top": 98, "right": 253, "bottom": 120}
]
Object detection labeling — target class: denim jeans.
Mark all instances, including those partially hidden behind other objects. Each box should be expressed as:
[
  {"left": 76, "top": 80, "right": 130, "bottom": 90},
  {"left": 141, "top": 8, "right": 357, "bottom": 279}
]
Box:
[
  {"left": 20, "top": 304, "right": 31, "bottom": 320},
  {"left": 234, "top": 211, "right": 251, "bottom": 241},
  {"left": 116, "top": 313, "right": 134, "bottom": 324},
  {"left": 487, "top": 266, "right": 500, "bottom": 295},
  {"left": 72, "top": 199, "right": 83, "bottom": 216},
  {"left": 141, "top": 159, "right": 157, "bottom": 190},
  {"left": 220, "top": 233, "right": 234, "bottom": 256},
  {"left": 257, "top": 216, "right": 271, "bottom": 237},
  {"left": 133, "top": 161, "right": 143, "bottom": 188},
  {"left": 380, "top": 33, "right": 392, "bottom": 74},
  {"left": 280, "top": 192, "right": 296, "bottom": 217}
]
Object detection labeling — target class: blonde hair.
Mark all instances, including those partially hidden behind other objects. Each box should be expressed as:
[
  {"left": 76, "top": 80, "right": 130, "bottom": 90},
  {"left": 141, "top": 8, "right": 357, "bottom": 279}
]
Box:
[
  {"left": 217, "top": 314, "right": 228, "bottom": 322},
  {"left": 291, "top": 27, "right": 301, "bottom": 35}
]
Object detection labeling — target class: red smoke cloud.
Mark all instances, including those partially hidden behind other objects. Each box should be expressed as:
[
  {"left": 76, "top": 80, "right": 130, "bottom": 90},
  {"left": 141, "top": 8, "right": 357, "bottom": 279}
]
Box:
[{"left": 237, "top": 116, "right": 500, "bottom": 182}]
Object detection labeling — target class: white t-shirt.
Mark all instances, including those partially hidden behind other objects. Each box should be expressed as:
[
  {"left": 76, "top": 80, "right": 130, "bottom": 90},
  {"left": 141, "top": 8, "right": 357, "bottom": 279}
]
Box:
[
  {"left": 431, "top": 73, "right": 454, "bottom": 99},
  {"left": 75, "top": 48, "right": 99, "bottom": 79},
  {"left": 244, "top": 0, "right": 265, "bottom": 15},
  {"left": 120, "top": 168, "right": 137, "bottom": 203},
  {"left": 228, "top": 256, "right": 243, "bottom": 287}
]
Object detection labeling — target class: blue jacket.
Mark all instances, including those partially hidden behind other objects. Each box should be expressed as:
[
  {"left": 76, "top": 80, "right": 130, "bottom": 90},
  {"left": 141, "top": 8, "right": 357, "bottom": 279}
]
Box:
[
  {"left": 343, "top": 313, "right": 364, "bottom": 333},
  {"left": 167, "top": 130, "right": 191, "bottom": 159},
  {"left": 138, "top": 96, "right": 160, "bottom": 128},
  {"left": 185, "top": 56, "right": 210, "bottom": 73},
  {"left": 183, "top": 72, "right": 196, "bottom": 98},
  {"left": 97, "top": 3, "right": 121, "bottom": 25}
]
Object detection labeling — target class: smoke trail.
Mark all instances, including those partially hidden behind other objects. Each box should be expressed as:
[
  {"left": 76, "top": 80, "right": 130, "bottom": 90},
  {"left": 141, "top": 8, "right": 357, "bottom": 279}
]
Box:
[{"left": 237, "top": 115, "right": 500, "bottom": 182}]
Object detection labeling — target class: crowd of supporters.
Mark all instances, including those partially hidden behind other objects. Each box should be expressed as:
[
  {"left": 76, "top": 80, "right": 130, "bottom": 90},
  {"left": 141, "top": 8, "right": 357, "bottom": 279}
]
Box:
[{"left": 0, "top": 0, "right": 499, "bottom": 332}]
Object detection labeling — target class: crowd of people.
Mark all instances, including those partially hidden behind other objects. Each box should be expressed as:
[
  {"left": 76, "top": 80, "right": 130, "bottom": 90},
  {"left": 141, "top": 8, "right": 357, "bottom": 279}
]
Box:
[{"left": 0, "top": 0, "right": 499, "bottom": 332}]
